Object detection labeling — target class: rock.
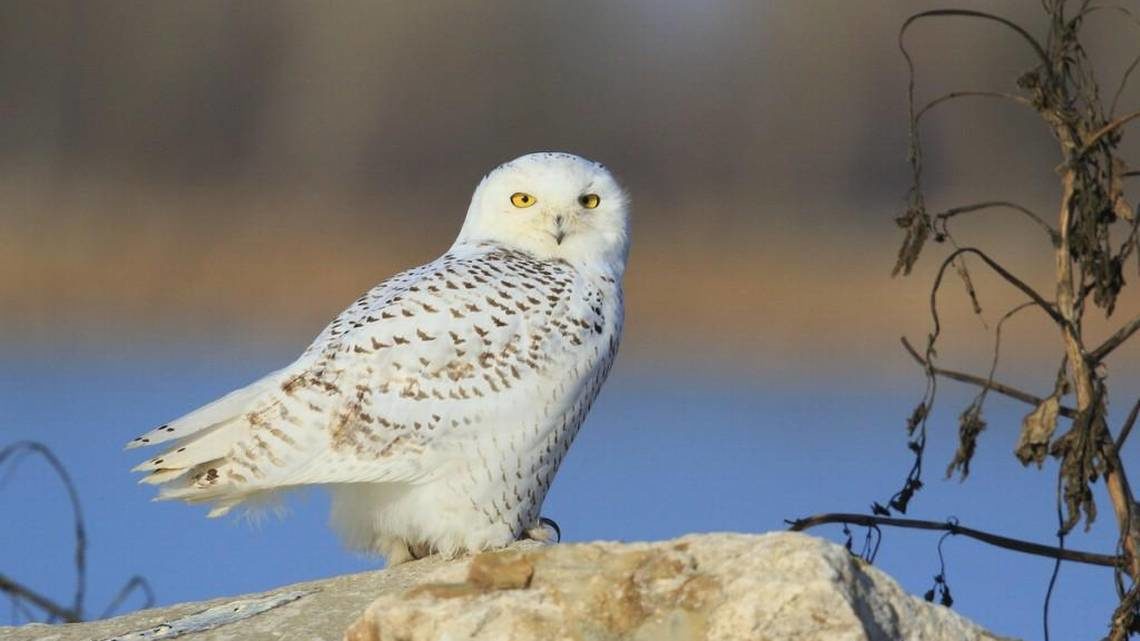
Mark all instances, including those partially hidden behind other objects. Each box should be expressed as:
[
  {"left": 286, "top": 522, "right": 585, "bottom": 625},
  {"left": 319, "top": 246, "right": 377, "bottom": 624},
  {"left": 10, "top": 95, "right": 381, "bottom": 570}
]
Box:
[
  {"left": 346, "top": 532, "right": 1008, "bottom": 641},
  {"left": 1, "top": 533, "right": 1012, "bottom": 641},
  {"left": 0, "top": 545, "right": 482, "bottom": 641}
]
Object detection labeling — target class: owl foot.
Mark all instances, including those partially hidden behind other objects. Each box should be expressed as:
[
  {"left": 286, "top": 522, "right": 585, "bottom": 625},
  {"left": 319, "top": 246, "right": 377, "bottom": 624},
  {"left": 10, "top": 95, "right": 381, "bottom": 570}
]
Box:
[
  {"left": 379, "top": 538, "right": 434, "bottom": 566},
  {"left": 408, "top": 541, "right": 434, "bottom": 560},
  {"left": 379, "top": 538, "right": 415, "bottom": 566},
  {"left": 524, "top": 516, "right": 561, "bottom": 543}
]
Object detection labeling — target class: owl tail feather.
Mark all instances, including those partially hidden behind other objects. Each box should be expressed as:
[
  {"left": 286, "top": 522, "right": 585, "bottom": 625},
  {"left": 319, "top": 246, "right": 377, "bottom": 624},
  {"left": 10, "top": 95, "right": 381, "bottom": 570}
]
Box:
[{"left": 127, "top": 371, "right": 288, "bottom": 513}]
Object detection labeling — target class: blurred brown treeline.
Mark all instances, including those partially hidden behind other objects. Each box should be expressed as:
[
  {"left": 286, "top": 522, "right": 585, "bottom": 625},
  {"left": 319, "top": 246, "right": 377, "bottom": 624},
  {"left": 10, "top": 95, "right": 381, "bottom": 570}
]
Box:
[{"left": 1, "top": 1, "right": 1137, "bottom": 378}]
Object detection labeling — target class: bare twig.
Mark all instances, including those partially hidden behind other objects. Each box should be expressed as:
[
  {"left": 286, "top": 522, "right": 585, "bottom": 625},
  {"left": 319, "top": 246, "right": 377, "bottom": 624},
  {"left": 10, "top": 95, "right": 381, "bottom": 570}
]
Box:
[
  {"left": 0, "top": 442, "right": 86, "bottom": 620},
  {"left": 1043, "top": 473, "right": 1066, "bottom": 641},
  {"left": 916, "top": 91, "right": 1036, "bottom": 122},
  {"left": 1081, "top": 109, "right": 1140, "bottom": 153},
  {"left": 982, "top": 301, "right": 1038, "bottom": 401},
  {"left": 1110, "top": 51, "right": 1140, "bottom": 117},
  {"left": 9, "top": 593, "right": 39, "bottom": 625},
  {"left": 900, "top": 337, "right": 1078, "bottom": 418},
  {"left": 100, "top": 576, "right": 156, "bottom": 620},
  {"left": 787, "top": 513, "right": 1121, "bottom": 568},
  {"left": 0, "top": 574, "right": 79, "bottom": 623},
  {"left": 1118, "top": 398, "right": 1139, "bottom": 454},
  {"left": 1085, "top": 2, "right": 1140, "bottom": 32},
  {"left": 1089, "top": 314, "right": 1140, "bottom": 362},
  {"left": 900, "top": 10, "right": 1051, "bottom": 70},
  {"left": 934, "top": 201, "right": 1058, "bottom": 242},
  {"left": 931, "top": 247, "right": 1065, "bottom": 329}
]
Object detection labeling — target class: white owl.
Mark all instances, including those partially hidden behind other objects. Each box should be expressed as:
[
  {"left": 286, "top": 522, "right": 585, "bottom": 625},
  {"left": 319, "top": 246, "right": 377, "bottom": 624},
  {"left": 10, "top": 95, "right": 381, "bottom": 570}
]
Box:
[{"left": 127, "top": 152, "right": 629, "bottom": 564}]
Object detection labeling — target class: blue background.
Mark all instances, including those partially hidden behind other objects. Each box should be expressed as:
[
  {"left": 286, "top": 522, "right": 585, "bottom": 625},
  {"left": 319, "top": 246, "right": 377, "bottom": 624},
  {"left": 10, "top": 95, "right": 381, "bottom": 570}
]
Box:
[{"left": 1, "top": 338, "right": 1134, "bottom": 640}]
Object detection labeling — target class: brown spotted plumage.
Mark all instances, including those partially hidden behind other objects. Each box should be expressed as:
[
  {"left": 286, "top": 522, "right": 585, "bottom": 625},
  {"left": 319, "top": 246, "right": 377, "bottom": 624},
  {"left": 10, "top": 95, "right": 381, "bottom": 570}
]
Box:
[{"left": 127, "top": 152, "right": 629, "bottom": 564}]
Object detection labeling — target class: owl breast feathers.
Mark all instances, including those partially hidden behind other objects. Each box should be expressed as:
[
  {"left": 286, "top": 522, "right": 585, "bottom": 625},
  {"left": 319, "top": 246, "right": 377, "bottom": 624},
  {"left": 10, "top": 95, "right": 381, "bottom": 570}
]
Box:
[{"left": 128, "top": 152, "right": 630, "bottom": 564}]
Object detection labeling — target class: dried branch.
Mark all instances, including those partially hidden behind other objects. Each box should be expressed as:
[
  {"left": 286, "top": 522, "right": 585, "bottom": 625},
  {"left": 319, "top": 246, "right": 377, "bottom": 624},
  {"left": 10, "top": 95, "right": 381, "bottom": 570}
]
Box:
[
  {"left": 900, "top": 337, "right": 1078, "bottom": 418},
  {"left": 933, "top": 201, "right": 1058, "bottom": 242},
  {"left": 931, "top": 247, "right": 1065, "bottom": 330},
  {"left": 986, "top": 302, "right": 1036, "bottom": 389},
  {"left": 787, "top": 512, "right": 1121, "bottom": 568},
  {"left": 946, "top": 302, "right": 1043, "bottom": 478},
  {"left": 8, "top": 593, "right": 39, "bottom": 625},
  {"left": 1081, "top": 109, "right": 1140, "bottom": 154},
  {"left": 0, "top": 442, "right": 86, "bottom": 620},
  {"left": 895, "top": 8, "right": 1053, "bottom": 278},
  {"left": 900, "top": 10, "right": 1051, "bottom": 70},
  {"left": 1118, "top": 398, "right": 1139, "bottom": 455},
  {"left": 100, "top": 576, "right": 156, "bottom": 620},
  {"left": 0, "top": 574, "right": 78, "bottom": 623},
  {"left": 1110, "top": 51, "right": 1140, "bottom": 117},
  {"left": 1107, "top": 580, "right": 1140, "bottom": 641},
  {"left": 893, "top": 3, "right": 1140, "bottom": 637},
  {"left": 1, "top": 441, "right": 156, "bottom": 624},
  {"left": 916, "top": 91, "right": 1036, "bottom": 122},
  {"left": 1089, "top": 314, "right": 1140, "bottom": 363},
  {"left": 1043, "top": 472, "right": 1066, "bottom": 641}
]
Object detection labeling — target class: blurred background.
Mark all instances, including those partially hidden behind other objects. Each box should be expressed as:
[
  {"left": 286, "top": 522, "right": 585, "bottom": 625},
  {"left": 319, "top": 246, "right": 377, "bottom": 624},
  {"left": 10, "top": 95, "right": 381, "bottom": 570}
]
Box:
[{"left": 2, "top": 1, "right": 1139, "bottom": 639}]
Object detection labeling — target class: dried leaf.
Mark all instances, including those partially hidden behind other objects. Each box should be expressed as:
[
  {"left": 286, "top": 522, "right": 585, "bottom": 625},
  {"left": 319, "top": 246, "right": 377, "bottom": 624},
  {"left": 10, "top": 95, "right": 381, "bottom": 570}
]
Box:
[
  {"left": 1049, "top": 399, "right": 1111, "bottom": 533},
  {"left": 1014, "top": 395, "right": 1060, "bottom": 468},
  {"left": 1111, "top": 158, "right": 1134, "bottom": 222},
  {"left": 1092, "top": 254, "right": 1124, "bottom": 316},
  {"left": 946, "top": 402, "right": 987, "bottom": 480},
  {"left": 905, "top": 402, "right": 927, "bottom": 436},
  {"left": 888, "top": 478, "right": 923, "bottom": 514},
  {"left": 892, "top": 206, "right": 930, "bottom": 277}
]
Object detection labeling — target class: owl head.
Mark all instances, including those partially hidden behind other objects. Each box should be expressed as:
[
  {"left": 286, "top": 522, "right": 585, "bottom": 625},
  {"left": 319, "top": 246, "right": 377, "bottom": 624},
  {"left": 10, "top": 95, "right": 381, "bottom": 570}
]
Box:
[{"left": 455, "top": 153, "right": 630, "bottom": 274}]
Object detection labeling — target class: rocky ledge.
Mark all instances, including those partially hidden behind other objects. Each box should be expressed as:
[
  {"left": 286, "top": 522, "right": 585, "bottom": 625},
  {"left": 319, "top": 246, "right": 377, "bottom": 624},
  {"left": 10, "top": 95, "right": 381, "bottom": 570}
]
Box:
[{"left": 2, "top": 532, "right": 1011, "bottom": 641}]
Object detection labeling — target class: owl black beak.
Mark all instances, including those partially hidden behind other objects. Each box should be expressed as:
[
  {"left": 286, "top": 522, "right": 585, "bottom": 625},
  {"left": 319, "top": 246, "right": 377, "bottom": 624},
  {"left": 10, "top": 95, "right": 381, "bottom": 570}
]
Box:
[{"left": 553, "top": 215, "right": 567, "bottom": 245}]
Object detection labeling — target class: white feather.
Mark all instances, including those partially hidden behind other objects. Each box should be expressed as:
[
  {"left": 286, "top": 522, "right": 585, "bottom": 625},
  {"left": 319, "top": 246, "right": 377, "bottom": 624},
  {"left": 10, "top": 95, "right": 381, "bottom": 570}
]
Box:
[
  {"left": 128, "top": 152, "right": 630, "bottom": 563},
  {"left": 125, "top": 371, "right": 286, "bottom": 450}
]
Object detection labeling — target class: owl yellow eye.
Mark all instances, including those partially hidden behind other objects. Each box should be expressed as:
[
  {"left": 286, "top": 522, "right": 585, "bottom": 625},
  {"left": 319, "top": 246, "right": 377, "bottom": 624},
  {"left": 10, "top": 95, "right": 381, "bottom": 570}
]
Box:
[
  {"left": 579, "top": 193, "right": 600, "bottom": 209},
  {"left": 510, "top": 192, "right": 536, "bottom": 208}
]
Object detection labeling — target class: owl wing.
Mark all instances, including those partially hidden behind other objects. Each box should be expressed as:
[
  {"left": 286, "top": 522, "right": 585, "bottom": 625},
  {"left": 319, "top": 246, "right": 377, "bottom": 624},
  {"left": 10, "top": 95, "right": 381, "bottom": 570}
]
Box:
[{"left": 127, "top": 245, "right": 617, "bottom": 516}]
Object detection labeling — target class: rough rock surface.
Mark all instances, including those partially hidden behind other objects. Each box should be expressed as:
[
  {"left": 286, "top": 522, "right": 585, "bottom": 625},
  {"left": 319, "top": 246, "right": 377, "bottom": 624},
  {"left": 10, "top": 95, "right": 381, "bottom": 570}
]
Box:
[
  {"left": 1, "top": 533, "right": 1011, "bottom": 641},
  {"left": 346, "top": 532, "right": 1009, "bottom": 641}
]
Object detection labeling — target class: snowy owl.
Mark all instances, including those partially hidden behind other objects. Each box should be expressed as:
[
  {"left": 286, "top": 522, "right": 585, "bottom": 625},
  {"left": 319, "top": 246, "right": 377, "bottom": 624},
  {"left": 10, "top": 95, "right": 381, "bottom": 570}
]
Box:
[{"left": 127, "top": 152, "right": 629, "bottom": 564}]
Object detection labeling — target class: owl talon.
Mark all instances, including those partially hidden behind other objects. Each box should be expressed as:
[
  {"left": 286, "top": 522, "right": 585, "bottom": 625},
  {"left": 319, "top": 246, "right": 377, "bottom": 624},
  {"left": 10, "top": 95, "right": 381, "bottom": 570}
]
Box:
[
  {"left": 409, "top": 542, "right": 433, "bottom": 560},
  {"left": 525, "top": 516, "right": 561, "bottom": 543},
  {"left": 379, "top": 538, "right": 415, "bottom": 566}
]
